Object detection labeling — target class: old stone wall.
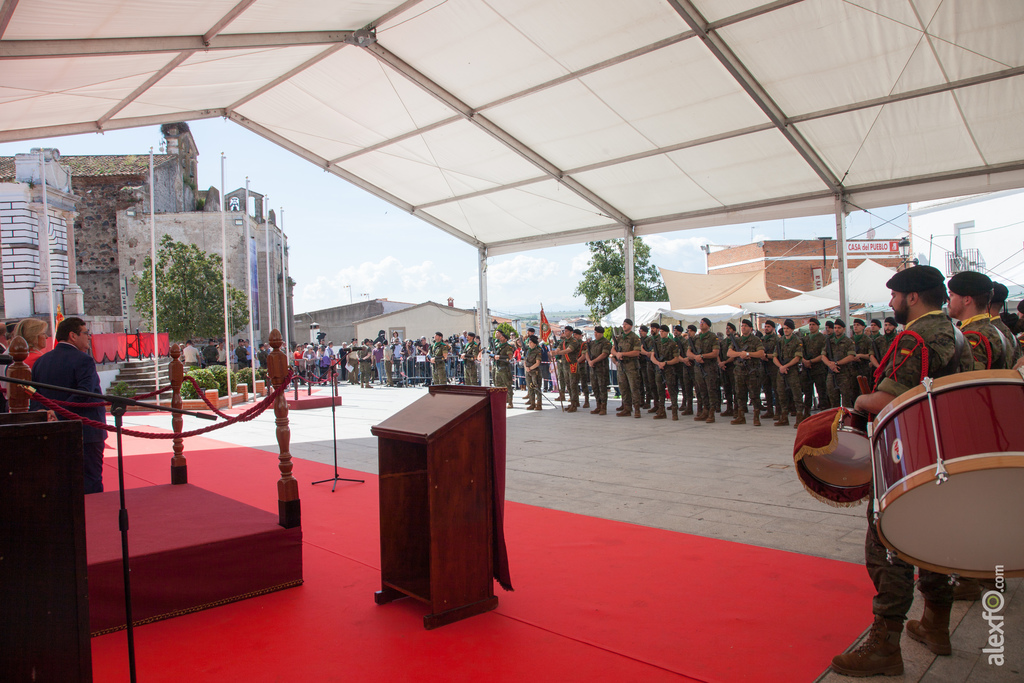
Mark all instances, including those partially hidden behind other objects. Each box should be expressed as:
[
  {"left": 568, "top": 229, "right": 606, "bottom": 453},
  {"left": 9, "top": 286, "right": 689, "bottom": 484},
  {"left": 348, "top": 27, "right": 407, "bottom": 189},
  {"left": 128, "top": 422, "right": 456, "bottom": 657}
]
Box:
[{"left": 73, "top": 175, "right": 133, "bottom": 317}]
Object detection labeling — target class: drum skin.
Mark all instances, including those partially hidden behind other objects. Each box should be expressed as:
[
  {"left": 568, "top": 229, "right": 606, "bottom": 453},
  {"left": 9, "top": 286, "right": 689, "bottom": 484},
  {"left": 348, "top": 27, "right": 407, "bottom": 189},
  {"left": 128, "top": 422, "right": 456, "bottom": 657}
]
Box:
[
  {"left": 800, "top": 410, "right": 871, "bottom": 490},
  {"left": 872, "top": 370, "right": 1024, "bottom": 578}
]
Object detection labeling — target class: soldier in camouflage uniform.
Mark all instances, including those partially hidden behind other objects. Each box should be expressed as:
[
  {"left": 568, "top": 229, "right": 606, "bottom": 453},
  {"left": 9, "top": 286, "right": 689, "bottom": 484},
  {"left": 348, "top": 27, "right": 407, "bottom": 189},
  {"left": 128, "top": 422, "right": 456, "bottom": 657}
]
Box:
[
  {"left": 493, "top": 329, "right": 515, "bottom": 408},
  {"left": 673, "top": 325, "right": 695, "bottom": 415},
  {"left": 773, "top": 319, "right": 804, "bottom": 427},
  {"left": 462, "top": 332, "right": 481, "bottom": 385},
  {"left": 726, "top": 319, "right": 764, "bottom": 426},
  {"left": 524, "top": 335, "right": 543, "bottom": 410},
  {"left": 651, "top": 324, "right": 680, "bottom": 420},
  {"left": 612, "top": 318, "right": 643, "bottom": 418},
  {"left": 948, "top": 271, "right": 1010, "bottom": 371},
  {"left": 587, "top": 325, "right": 612, "bottom": 415},
  {"left": 429, "top": 332, "right": 450, "bottom": 386},
  {"left": 574, "top": 328, "right": 591, "bottom": 409},
  {"left": 718, "top": 323, "right": 736, "bottom": 417},
  {"left": 689, "top": 318, "right": 719, "bottom": 423},
  {"left": 989, "top": 282, "right": 1022, "bottom": 365},
  {"left": 552, "top": 326, "right": 582, "bottom": 412},
  {"left": 822, "top": 319, "right": 858, "bottom": 408},
  {"left": 801, "top": 318, "right": 829, "bottom": 414},
  {"left": 851, "top": 319, "right": 873, "bottom": 399},
  {"left": 348, "top": 341, "right": 361, "bottom": 386},
  {"left": 554, "top": 327, "right": 571, "bottom": 401},
  {"left": 638, "top": 325, "right": 655, "bottom": 409},
  {"left": 357, "top": 339, "right": 375, "bottom": 389},
  {"left": 832, "top": 265, "right": 972, "bottom": 678},
  {"left": 761, "top": 320, "right": 779, "bottom": 419}
]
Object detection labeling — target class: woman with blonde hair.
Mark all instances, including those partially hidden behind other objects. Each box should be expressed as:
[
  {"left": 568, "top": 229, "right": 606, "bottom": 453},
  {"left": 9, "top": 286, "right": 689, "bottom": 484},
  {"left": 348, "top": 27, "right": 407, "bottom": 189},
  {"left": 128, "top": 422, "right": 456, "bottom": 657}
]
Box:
[{"left": 12, "top": 318, "right": 49, "bottom": 368}]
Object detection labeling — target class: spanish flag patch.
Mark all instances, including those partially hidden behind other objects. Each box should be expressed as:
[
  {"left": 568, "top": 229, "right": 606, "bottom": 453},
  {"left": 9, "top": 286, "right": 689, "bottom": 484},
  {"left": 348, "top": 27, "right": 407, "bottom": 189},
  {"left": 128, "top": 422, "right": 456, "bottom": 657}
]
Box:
[{"left": 900, "top": 349, "right": 911, "bottom": 356}]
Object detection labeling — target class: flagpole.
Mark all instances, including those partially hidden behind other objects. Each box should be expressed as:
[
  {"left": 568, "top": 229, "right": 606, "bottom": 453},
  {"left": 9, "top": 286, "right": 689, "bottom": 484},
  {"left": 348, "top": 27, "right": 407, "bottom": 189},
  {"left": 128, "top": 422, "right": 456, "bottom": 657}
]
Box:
[
  {"left": 149, "top": 149, "right": 159, "bottom": 392},
  {"left": 221, "top": 154, "right": 232, "bottom": 409},
  {"left": 245, "top": 178, "right": 256, "bottom": 384},
  {"left": 280, "top": 207, "right": 289, "bottom": 354},
  {"left": 264, "top": 195, "right": 272, "bottom": 343},
  {"left": 38, "top": 151, "right": 56, "bottom": 342}
]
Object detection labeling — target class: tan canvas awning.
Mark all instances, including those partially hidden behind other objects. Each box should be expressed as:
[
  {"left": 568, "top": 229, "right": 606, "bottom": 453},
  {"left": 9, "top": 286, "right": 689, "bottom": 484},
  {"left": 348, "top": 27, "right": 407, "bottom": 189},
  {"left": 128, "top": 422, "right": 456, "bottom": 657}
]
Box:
[{"left": 660, "top": 267, "right": 771, "bottom": 309}]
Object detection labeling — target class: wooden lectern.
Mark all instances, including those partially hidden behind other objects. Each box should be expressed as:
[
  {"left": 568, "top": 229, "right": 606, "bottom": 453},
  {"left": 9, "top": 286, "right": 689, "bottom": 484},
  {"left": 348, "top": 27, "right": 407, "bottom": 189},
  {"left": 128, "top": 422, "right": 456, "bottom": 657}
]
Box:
[{"left": 371, "top": 385, "right": 506, "bottom": 629}]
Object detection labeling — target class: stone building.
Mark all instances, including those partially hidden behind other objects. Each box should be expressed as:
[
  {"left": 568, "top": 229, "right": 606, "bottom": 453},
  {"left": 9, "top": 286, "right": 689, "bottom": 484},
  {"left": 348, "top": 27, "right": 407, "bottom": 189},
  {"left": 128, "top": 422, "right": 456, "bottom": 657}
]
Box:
[
  {"left": 295, "top": 299, "right": 414, "bottom": 347},
  {"left": 1, "top": 123, "right": 294, "bottom": 342},
  {"left": 706, "top": 239, "right": 904, "bottom": 301}
]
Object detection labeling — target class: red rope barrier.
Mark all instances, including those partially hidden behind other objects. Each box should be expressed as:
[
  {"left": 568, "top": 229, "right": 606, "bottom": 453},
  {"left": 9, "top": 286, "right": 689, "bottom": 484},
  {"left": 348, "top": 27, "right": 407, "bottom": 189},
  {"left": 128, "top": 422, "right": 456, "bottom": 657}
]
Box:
[
  {"left": 182, "top": 376, "right": 233, "bottom": 419},
  {"left": 28, "top": 371, "right": 294, "bottom": 440},
  {"left": 44, "top": 384, "right": 174, "bottom": 409}
]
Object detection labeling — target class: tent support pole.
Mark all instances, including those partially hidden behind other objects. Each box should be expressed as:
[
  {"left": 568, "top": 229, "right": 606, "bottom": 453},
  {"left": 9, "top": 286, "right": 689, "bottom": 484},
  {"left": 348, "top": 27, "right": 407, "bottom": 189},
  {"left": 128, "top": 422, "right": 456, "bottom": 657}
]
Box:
[
  {"left": 834, "top": 194, "right": 850, "bottom": 325},
  {"left": 624, "top": 226, "right": 635, "bottom": 323},
  {"left": 478, "top": 246, "right": 490, "bottom": 386}
]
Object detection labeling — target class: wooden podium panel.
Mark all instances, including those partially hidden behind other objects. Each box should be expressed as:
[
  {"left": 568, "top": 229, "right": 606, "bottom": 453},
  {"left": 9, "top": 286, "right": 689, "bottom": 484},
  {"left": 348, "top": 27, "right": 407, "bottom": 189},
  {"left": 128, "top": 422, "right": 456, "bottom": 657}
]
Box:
[
  {"left": 371, "top": 386, "right": 502, "bottom": 628},
  {"left": 0, "top": 417, "right": 92, "bottom": 682}
]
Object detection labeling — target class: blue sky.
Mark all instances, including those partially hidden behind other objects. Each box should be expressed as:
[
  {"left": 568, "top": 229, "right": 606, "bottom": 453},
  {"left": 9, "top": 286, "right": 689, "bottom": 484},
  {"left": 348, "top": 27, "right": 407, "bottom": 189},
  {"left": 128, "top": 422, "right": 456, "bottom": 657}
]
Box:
[{"left": 1, "top": 118, "right": 911, "bottom": 315}]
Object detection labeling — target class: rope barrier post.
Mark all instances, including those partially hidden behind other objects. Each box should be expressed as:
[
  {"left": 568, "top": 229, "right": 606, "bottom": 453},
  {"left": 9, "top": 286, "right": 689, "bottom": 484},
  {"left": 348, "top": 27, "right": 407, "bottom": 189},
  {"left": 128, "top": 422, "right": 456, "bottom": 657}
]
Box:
[
  {"left": 169, "top": 344, "right": 187, "bottom": 485},
  {"left": 268, "top": 329, "right": 300, "bottom": 528},
  {"left": 6, "top": 336, "right": 32, "bottom": 413}
]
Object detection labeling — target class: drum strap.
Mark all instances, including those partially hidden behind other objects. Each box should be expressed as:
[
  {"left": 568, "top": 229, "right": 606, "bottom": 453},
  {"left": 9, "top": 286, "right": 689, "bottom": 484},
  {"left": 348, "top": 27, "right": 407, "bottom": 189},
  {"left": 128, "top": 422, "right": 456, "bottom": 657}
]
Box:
[{"left": 962, "top": 330, "right": 993, "bottom": 369}]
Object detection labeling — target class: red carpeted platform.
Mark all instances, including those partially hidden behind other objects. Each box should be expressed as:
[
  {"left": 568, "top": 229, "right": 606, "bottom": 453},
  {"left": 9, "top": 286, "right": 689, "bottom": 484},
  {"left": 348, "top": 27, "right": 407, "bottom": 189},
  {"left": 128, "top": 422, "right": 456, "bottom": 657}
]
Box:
[
  {"left": 85, "top": 484, "right": 302, "bottom": 635},
  {"left": 90, "top": 432, "right": 874, "bottom": 682}
]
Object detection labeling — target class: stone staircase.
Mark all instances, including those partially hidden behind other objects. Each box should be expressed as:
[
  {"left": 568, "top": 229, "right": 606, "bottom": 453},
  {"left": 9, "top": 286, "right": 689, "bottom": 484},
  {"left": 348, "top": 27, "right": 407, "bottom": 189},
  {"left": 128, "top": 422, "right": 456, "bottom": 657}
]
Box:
[{"left": 111, "top": 358, "right": 172, "bottom": 394}]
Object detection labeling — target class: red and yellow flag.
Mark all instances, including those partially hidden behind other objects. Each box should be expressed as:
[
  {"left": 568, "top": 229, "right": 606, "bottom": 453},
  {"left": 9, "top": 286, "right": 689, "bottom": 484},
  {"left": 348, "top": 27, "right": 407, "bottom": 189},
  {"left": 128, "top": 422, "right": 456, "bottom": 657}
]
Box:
[
  {"left": 539, "top": 305, "right": 551, "bottom": 342},
  {"left": 55, "top": 305, "right": 64, "bottom": 325}
]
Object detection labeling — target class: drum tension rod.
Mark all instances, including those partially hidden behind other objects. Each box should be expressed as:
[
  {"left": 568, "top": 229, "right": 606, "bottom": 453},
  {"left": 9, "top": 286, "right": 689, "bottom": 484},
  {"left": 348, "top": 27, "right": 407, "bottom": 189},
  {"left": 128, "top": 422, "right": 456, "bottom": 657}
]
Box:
[
  {"left": 947, "top": 573, "right": 961, "bottom": 586},
  {"left": 922, "top": 378, "right": 950, "bottom": 484}
]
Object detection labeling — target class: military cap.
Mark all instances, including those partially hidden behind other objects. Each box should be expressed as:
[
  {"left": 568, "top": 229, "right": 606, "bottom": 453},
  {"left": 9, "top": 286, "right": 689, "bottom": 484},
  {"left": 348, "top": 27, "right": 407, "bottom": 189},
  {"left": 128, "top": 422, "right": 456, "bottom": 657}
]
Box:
[
  {"left": 853, "top": 318, "right": 866, "bottom": 327},
  {"left": 824, "top": 320, "right": 834, "bottom": 328},
  {"left": 701, "top": 317, "right": 712, "bottom": 326},
  {"left": 991, "top": 282, "right": 1009, "bottom": 304},
  {"left": 886, "top": 264, "right": 944, "bottom": 293},
  {"left": 741, "top": 319, "right": 753, "bottom": 327},
  {"left": 673, "top": 324, "right": 683, "bottom": 332},
  {"left": 564, "top": 326, "right": 574, "bottom": 333},
  {"left": 594, "top": 325, "right": 604, "bottom": 333},
  {"left": 884, "top": 316, "right": 897, "bottom": 326},
  {"left": 687, "top": 324, "right": 698, "bottom": 332},
  {"left": 764, "top": 320, "right": 777, "bottom": 329},
  {"left": 783, "top": 318, "right": 795, "bottom": 330},
  {"left": 726, "top": 322, "right": 737, "bottom": 331},
  {"left": 1018, "top": 300, "right": 1024, "bottom": 314},
  {"left": 947, "top": 271, "right": 993, "bottom": 297},
  {"left": 639, "top": 324, "right": 649, "bottom": 332},
  {"left": 573, "top": 328, "right": 583, "bottom": 335},
  {"left": 870, "top": 319, "right": 882, "bottom": 327},
  {"left": 623, "top": 318, "right": 633, "bottom": 326},
  {"left": 833, "top": 319, "right": 846, "bottom": 328},
  {"left": 808, "top": 317, "right": 820, "bottom": 325}
]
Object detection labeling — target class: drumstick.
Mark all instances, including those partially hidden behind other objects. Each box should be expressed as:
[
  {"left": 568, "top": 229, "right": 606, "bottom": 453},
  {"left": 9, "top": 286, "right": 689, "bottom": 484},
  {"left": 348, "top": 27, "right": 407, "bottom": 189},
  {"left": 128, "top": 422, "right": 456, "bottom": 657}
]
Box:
[{"left": 857, "top": 376, "right": 871, "bottom": 395}]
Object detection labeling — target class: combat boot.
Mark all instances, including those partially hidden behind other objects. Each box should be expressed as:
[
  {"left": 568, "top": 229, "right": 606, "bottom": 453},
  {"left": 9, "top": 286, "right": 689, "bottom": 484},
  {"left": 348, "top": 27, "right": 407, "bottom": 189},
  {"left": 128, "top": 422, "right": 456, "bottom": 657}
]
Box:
[
  {"left": 557, "top": 392, "right": 566, "bottom": 402},
  {"left": 906, "top": 602, "right": 952, "bottom": 655},
  {"left": 680, "top": 406, "right": 693, "bottom": 416},
  {"left": 598, "top": 403, "right": 607, "bottom": 416},
  {"left": 730, "top": 409, "right": 746, "bottom": 425},
  {"left": 831, "top": 616, "right": 903, "bottom": 677},
  {"left": 752, "top": 411, "right": 761, "bottom": 427},
  {"left": 671, "top": 406, "right": 678, "bottom": 421},
  {"left": 722, "top": 401, "right": 734, "bottom": 417},
  {"left": 774, "top": 410, "right": 789, "bottom": 427},
  {"left": 705, "top": 410, "right": 715, "bottom": 424},
  {"left": 582, "top": 396, "right": 590, "bottom": 409},
  {"left": 590, "top": 403, "right": 601, "bottom": 414},
  {"left": 634, "top": 406, "right": 642, "bottom": 419},
  {"left": 566, "top": 404, "right": 577, "bottom": 413},
  {"left": 647, "top": 404, "right": 658, "bottom": 413},
  {"left": 793, "top": 408, "right": 806, "bottom": 428},
  {"left": 653, "top": 407, "right": 666, "bottom": 420},
  {"left": 694, "top": 409, "right": 707, "bottom": 421},
  {"left": 761, "top": 407, "right": 775, "bottom": 419},
  {"left": 617, "top": 405, "right": 632, "bottom": 417}
]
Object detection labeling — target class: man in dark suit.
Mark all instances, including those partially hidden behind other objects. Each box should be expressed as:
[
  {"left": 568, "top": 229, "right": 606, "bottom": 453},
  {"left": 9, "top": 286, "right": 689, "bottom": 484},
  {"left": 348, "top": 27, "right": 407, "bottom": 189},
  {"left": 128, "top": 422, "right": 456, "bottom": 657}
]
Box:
[{"left": 31, "top": 316, "right": 108, "bottom": 494}]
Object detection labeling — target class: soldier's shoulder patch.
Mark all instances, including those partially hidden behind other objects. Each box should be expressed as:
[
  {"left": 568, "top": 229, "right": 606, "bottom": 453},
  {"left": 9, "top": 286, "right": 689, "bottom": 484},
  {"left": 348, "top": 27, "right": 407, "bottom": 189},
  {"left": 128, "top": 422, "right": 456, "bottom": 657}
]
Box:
[{"left": 900, "top": 348, "right": 912, "bottom": 356}]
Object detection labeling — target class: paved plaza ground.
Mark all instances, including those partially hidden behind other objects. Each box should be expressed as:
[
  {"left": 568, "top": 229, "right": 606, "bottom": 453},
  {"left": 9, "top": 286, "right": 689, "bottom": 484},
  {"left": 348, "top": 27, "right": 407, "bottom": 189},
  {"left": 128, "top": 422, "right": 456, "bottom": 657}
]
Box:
[{"left": 125, "top": 383, "right": 1021, "bottom": 682}]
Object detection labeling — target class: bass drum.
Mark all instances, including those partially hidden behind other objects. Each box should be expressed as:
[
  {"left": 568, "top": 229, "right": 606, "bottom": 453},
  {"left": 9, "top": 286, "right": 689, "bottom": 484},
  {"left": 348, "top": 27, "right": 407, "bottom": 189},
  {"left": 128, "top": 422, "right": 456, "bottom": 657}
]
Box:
[
  {"left": 794, "top": 408, "right": 872, "bottom": 506},
  {"left": 871, "top": 370, "right": 1024, "bottom": 578}
]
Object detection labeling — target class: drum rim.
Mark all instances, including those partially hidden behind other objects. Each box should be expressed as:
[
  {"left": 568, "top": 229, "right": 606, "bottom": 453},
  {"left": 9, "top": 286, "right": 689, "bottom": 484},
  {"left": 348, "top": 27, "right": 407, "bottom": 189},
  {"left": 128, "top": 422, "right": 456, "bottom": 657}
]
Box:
[
  {"left": 877, "top": 451, "right": 1024, "bottom": 505},
  {"left": 872, "top": 369, "right": 1024, "bottom": 434},
  {"left": 875, "top": 524, "right": 1024, "bottom": 579}
]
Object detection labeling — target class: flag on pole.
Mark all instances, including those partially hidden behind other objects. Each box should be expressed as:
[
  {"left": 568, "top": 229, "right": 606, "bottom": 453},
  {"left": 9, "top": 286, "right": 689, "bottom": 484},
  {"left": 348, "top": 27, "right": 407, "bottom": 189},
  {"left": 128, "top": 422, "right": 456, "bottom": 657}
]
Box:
[
  {"left": 55, "top": 305, "right": 64, "bottom": 325},
  {"left": 539, "top": 304, "right": 551, "bottom": 342}
]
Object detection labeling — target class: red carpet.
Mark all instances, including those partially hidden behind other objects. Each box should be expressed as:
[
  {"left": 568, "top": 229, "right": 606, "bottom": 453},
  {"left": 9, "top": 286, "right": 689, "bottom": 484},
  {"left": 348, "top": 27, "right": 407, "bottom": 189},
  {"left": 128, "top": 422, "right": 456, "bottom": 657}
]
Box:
[{"left": 90, "top": 432, "right": 874, "bottom": 682}]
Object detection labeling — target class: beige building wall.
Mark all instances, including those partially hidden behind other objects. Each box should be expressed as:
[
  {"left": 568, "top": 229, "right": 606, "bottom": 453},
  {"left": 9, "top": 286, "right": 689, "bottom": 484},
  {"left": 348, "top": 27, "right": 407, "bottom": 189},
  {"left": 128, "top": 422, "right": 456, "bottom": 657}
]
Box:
[{"left": 355, "top": 303, "right": 478, "bottom": 343}]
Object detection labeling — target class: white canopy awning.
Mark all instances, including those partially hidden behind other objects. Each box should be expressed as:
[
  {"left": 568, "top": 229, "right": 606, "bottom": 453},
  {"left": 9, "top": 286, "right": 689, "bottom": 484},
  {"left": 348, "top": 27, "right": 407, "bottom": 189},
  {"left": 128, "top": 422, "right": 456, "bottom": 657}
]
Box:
[
  {"left": 2, "top": 1, "right": 1023, "bottom": 255},
  {"left": 602, "top": 301, "right": 743, "bottom": 329},
  {"left": 742, "top": 259, "right": 897, "bottom": 315}
]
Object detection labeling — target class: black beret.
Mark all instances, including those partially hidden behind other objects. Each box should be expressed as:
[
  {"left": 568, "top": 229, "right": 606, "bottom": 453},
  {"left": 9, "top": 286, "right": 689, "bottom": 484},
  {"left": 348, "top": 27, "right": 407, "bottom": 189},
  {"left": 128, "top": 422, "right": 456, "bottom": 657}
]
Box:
[
  {"left": 573, "top": 328, "right": 583, "bottom": 334},
  {"left": 884, "top": 316, "right": 897, "bottom": 326},
  {"left": 661, "top": 324, "right": 671, "bottom": 332},
  {"left": 853, "top": 319, "right": 866, "bottom": 327},
  {"left": 1018, "top": 300, "right": 1024, "bottom": 314},
  {"left": 808, "top": 317, "right": 820, "bottom": 325},
  {"left": 783, "top": 318, "right": 795, "bottom": 329},
  {"left": 825, "top": 320, "right": 834, "bottom": 327},
  {"left": 870, "top": 319, "right": 882, "bottom": 327},
  {"left": 594, "top": 325, "right": 604, "bottom": 333},
  {"left": 834, "top": 318, "right": 846, "bottom": 328},
  {"left": 991, "top": 282, "right": 1008, "bottom": 304},
  {"left": 623, "top": 318, "right": 633, "bottom": 326},
  {"left": 687, "top": 324, "right": 697, "bottom": 332},
  {"left": 726, "top": 322, "right": 736, "bottom": 331},
  {"left": 764, "top": 320, "right": 776, "bottom": 329},
  {"left": 564, "top": 326, "right": 575, "bottom": 333},
  {"left": 947, "top": 271, "right": 993, "bottom": 297},
  {"left": 639, "top": 324, "right": 649, "bottom": 331},
  {"left": 701, "top": 317, "right": 712, "bottom": 326},
  {"left": 886, "top": 265, "right": 944, "bottom": 293},
  {"left": 673, "top": 324, "right": 683, "bottom": 331},
  {"left": 741, "top": 319, "right": 753, "bottom": 327}
]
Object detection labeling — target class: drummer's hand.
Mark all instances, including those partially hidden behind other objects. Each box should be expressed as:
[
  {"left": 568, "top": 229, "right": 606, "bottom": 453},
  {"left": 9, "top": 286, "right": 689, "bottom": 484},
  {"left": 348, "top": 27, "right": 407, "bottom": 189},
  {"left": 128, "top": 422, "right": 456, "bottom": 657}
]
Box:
[
  {"left": 1014, "top": 356, "right": 1024, "bottom": 371},
  {"left": 855, "top": 390, "right": 894, "bottom": 416}
]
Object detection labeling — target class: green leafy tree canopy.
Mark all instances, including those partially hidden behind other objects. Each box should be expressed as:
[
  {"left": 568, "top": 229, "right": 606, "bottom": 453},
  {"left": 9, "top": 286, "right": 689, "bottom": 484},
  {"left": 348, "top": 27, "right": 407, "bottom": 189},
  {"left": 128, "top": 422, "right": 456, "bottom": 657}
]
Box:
[
  {"left": 133, "top": 235, "right": 249, "bottom": 341},
  {"left": 573, "top": 237, "right": 667, "bottom": 321}
]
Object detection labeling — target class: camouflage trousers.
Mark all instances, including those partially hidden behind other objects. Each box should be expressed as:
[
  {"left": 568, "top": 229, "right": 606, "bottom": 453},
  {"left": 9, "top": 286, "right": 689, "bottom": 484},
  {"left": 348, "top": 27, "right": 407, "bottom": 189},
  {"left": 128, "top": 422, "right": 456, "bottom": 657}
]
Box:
[
  {"left": 865, "top": 498, "right": 952, "bottom": 621},
  {"left": 618, "top": 360, "right": 642, "bottom": 409},
  {"left": 385, "top": 361, "right": 393, "bottom": 386},
  {"left": 431, "top": 361, "right": 447, "bottom": 386},
  {"left": 495, "top": 363, "right": 513, "bottom": 405},
  {"left": 775, "top": 366, "right": 803, "bottom": 411},
  {"left": 526, "top": 369, "right": 542, "bottom": 406},
  {"left": 827, "top": 369, "right": 858, "bottom": 408},
  {"left": 678, "top": 363, "right": 694, "bottom": 411},
  {"left": 360, "top": 362, "right": 373, "bottom": 387},
  {"left": 639, "top": 359, "right": 652, "bottom": 404},
  {"left": 694, "top": 361, "right": 720, "bottom": 411},
  {"left": 556, "top": 362, "right": 569, "bottom": 396},
  {"left": 567, "top": 369, "right": 580, "bottom": 406},
  {"left": 763, "top": 363, "right": 778, "bottom": 412},
  {"left": 349, "top": 362, "right": 359, "bottom": 385},
  {"left": 654, "top": 367, "right": 678, "bottom": 409},
  {"left": 464, "top": 360, "right": 478, "bottom": 385},
  {"left": 720, "top": 361, "right": 735, "bottom": 407},
  {"left": 733, "top": 361, "right": 764, "bottom": 412},
  {"left": 591, "top": 365, "right": 609, "bottom": 404},
  {"left": 578, "top": 363, "right": 590, "bottom": 398},
  {"left": 804, "top": 364, "right": 830, "bottom": 411}
]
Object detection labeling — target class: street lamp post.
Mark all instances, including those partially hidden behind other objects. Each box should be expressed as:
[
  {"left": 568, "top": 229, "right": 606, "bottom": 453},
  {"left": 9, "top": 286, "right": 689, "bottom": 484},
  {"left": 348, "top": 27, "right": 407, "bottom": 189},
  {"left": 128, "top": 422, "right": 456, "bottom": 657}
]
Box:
[
  {"left": 897, "top": 237, "right": 916, "bottom": 270},
  {"left": 816, "top": 236, "right": 831, "bottom": 287}
]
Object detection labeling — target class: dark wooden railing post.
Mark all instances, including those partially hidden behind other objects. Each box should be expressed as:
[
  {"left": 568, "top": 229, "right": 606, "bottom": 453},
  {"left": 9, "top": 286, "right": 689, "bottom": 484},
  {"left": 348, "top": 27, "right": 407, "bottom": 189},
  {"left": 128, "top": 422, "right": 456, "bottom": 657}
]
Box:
[
  {"left": 169, "top": 343, "right": 187, "bottom": 484},
  {"left": 268, "top": 330, "right": 299, "bottom": 528},
  {"left": 7, "top": 336, "right": 31, "bottom": 413}
]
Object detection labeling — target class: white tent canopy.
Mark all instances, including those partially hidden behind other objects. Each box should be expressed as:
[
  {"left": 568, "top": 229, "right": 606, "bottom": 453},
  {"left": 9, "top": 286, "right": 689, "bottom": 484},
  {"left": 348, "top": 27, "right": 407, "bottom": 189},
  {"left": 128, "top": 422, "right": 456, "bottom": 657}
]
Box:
[
  {"left": 2, "top": 0, "right": 1023, "bottom": 257},
  {"left": 602, "top": 301, "right": 743, "bottom": 329},
  {"left": 742, "top": 259, "right": 897, "bottom": 316}
]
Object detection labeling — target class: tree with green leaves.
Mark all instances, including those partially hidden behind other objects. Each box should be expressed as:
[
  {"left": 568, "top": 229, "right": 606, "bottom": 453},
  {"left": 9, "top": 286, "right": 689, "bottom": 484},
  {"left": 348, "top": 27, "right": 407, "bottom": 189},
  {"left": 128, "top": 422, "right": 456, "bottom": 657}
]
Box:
[
  {"left": 133, "top": 235, "right": 249, "bottom": 341},
  {"left": 573, "top": 237, "right": 667, "bottom": 321}
]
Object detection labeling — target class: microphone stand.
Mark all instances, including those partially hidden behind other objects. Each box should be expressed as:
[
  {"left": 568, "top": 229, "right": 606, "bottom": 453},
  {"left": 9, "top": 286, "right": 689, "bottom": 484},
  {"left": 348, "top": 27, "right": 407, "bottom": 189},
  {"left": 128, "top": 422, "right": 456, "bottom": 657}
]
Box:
[
  {"left": 311, "top": 365, "right": 364, "bottom": 492},
  {"left": 2, "top": 374, "right": 215, "bottom": 683}
]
